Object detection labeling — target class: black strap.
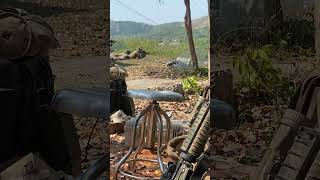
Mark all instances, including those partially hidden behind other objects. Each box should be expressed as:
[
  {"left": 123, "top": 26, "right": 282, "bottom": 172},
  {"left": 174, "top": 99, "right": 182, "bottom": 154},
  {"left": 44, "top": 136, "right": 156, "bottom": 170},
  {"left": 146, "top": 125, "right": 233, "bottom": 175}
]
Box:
[
  {"left": 38, "top": 56, "right": 55, "bottom": 93},
  {"left": 17, "top": 57, "right": 53, "bottom": 112}
]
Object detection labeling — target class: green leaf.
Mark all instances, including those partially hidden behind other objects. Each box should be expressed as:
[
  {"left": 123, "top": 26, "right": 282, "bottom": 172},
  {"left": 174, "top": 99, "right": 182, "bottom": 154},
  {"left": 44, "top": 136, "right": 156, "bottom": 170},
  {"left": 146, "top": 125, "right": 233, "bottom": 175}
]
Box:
[
  {"left": 261, "top": 44, "right": 274, "bottom": 55},
  {"left": 235, "top": 45, "right": 295, "bottom": 105},
  {"left": 238, "top": 60, "right": 244, "bottom": 75},
  {"left": 252, "top": 50, "right": 258, "bottom": 60},
  {"left": 182, "top": 76, "right": 202, "bottom": 95},
  {"left": 258, "top": 49, "right": 269, "bottom": 61}
]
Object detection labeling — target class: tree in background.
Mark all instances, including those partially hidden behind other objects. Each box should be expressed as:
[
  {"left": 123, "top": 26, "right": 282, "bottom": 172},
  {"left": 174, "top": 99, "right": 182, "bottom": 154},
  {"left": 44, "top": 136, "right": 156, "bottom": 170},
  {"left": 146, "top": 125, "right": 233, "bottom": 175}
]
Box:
[
  {"left": 184, "top": 0, "right": 199, "bottom": 69},
  {"left": 158, "top": 0, "right": 199, "bottom": 70}
]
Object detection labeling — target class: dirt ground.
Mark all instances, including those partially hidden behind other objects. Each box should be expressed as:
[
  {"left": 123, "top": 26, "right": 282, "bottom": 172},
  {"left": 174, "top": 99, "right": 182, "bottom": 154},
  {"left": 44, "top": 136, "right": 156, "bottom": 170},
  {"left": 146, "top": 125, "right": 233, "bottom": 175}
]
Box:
[
  {"left": 108, "top": 55, "right": 209, "bottom": 179},
  {"left": 108, "top": 55, "right": 296, "bottom": 179},
  {"left": 47, "top": 17, "right": 205, "bottom": 178},
  {"left": 51, "top": 56, "right": 107, "bottom": 89}
]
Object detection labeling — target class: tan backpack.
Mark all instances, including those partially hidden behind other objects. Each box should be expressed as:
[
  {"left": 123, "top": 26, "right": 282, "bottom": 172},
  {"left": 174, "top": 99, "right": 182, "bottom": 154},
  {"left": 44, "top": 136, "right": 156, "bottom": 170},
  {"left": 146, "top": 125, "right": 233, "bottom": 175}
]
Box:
[{"left": 0, "top": 8, "right": 58, "bottom": 60}]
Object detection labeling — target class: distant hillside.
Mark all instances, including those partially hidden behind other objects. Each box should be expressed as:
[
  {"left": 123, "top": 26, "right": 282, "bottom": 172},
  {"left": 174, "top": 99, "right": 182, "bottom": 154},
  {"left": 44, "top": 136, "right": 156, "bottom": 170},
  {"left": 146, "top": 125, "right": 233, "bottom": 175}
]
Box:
[
  {"left": 110, "top": 21, "right": 153, "bottom": 36},
  {"left": 111, "top": 16, "right": 209, "bottom": 41},
  {"left": 192, "top": 16, "right": 209, "bottom": 29}
]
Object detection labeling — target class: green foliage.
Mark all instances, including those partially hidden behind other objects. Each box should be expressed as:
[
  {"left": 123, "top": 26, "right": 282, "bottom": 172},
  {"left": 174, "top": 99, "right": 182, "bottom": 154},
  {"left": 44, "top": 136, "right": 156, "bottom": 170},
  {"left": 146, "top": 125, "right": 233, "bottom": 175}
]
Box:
[
  {"left": 233, "top": 45, "right": 294, "bottom": 104},
  {"left": 179, "top": 38, "right": 209, "bottom": 62},
  {"left": 112, "top": 37, "right": 208, "bottom": 61},
  {"left": 110, "top": 20, "right": 209, "bottom": 42},
  {"left": 193, "top": 67, "right": 208, "bottom": 77},
  {"left": 146, "top": 22, "right": 187, "bottom": 41},
  {"left": 112, "top": 38, "right": 187, "bottom": 58},
  {"left": 182, "top": 76, "right": 202, "bottom": 95},
  {"left": 296, "top": 46, "right": 315, "bottom": 57},
  {"left": 282, "top": 19, "right": 314, "bottom": 49},
  {"left": 111, "top": 19, "right": 209, "bottom": 65},
  {"left": 113, "top": 38, "right": 158, "bottom": 53}
]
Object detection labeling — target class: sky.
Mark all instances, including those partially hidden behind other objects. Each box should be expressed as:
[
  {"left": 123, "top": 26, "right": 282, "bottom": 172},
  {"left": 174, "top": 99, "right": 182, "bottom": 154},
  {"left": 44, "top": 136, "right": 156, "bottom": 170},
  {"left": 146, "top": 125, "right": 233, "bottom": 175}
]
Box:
[{"left": 110, "top": 0, "right": 208, "bottom": 25}]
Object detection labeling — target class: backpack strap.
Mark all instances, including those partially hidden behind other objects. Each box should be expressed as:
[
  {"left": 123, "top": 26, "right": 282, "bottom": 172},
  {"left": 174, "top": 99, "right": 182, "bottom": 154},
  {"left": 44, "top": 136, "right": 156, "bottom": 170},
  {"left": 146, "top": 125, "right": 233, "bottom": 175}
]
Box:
[
  {"left": 38, "top": 56, "right": 55, "bottom": 93},
  {"left": 18, "top": 57, "right": 54, "bottom": 112}
]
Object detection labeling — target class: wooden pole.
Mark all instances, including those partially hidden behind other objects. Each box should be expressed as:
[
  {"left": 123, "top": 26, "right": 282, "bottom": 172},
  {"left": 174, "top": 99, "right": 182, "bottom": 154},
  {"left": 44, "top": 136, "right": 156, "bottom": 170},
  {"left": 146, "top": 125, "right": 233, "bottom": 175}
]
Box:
[
  {"left": 315, "top": 0, "right": 320, "bottom": 65},
  {"left": 184, "top": 0, "right": 199, "bottom": 69}
]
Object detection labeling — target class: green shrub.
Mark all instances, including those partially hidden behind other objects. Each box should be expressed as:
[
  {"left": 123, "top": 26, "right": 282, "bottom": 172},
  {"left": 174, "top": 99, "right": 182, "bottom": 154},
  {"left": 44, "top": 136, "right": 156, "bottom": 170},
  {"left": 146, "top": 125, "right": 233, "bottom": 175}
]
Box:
[
  {"left": 182, "top": 76, "right": 202, "bottom": 95},
  {"left": 233, "top": 45, "right": 294, "bottom": 104},
  {"left": 111, "top": 37, "right": 208, "bottom": 62}
]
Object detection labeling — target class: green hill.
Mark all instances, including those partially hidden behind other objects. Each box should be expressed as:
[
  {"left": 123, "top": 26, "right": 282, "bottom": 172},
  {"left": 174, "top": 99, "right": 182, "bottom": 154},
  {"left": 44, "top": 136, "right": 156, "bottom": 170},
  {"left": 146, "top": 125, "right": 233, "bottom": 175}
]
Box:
[
  {"left": 111, "top": 16, "right": 209, "bottom": 41},
  {"left": 110, "top": 21, "right": 153, "bottom": 36}
]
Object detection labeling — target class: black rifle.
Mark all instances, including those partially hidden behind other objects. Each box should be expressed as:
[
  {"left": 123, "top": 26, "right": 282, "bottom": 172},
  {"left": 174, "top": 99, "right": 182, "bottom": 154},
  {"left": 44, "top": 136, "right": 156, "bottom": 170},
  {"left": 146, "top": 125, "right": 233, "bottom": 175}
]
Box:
[
  {"left": 161, "top": 98, "right": 237, "bottom": 180},
  {"left": 161, "top": 101, "right": 211, "bottom": 180}
]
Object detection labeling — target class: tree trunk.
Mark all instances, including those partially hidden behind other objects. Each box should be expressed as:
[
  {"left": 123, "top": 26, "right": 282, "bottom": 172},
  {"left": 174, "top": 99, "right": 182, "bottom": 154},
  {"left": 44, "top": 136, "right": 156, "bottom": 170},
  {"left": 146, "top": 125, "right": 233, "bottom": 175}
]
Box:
[
  {"left": 184, "top": 0, "right": 199, "bottom": 69},
  {"left": 315, "top": 0, "right": 320, "bottom": 65}
]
